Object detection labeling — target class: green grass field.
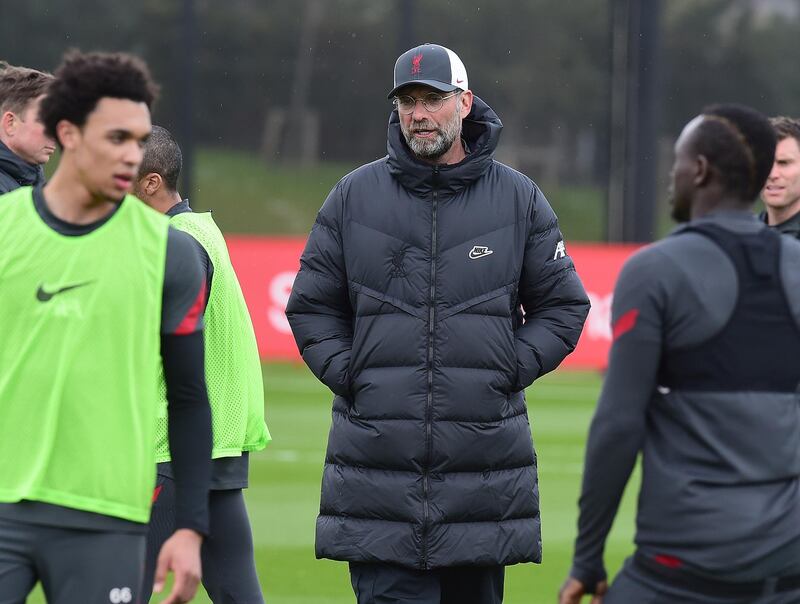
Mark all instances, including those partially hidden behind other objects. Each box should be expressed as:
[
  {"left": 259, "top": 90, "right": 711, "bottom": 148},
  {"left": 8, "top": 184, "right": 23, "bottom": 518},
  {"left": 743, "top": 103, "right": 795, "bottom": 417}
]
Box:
[
  {"left": 187, "top": 148, "right": 608, "bottom": 242},
  {"left": 28, "top": 363, "right": 640, "bottom": 603}
]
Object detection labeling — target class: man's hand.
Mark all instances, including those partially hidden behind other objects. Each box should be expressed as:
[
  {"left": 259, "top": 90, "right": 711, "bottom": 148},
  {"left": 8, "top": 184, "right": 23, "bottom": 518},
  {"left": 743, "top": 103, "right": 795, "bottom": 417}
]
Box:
[
  {"left": 152, "top": 528, "right": 203, "bottom": 603},
  {"left": 558, "top": 576, "right": 608, "bottom": 604}
]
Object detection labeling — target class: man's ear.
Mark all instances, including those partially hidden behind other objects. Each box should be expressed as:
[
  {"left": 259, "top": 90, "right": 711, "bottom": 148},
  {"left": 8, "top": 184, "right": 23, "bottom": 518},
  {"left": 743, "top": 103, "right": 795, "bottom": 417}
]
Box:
[
  {"left": 1, "top": 111, "right": 16, "bottom": 137},
  {"left": 694, "top": 155, "right": 711, "bottom": 187},
  {"left": 142, "top": 172, "right": 163, "bottom": 197},
  {"left": 56, "top": 120, "right": 79, "bottom": 151},
  {"left": 459, "top": 90, "right": 473, "bottom": 119}
]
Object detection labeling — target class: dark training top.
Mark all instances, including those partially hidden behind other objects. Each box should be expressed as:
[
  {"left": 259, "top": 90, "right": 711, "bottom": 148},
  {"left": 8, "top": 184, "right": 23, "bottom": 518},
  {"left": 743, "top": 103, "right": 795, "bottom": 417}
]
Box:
[
  {"left": 759, "top": 208, "right": 800, "bottom": 239},
  {"left": 0, "top": 187, "right": 212, "bottom": 534},
  {"left": 0, "top": 140, "right": 45, "bottom": 195},
  {"left": 571, "top": 211, "right": 800, "bottom": 587}
]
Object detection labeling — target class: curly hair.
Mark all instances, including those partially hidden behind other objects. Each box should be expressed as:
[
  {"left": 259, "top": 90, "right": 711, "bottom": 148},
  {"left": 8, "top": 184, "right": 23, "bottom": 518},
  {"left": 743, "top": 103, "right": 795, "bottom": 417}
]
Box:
[
  {"left": 40, "top": 50, "right": 159, "bottom": 142},
  {"left": 693, "top": 104, "right": 777, "bottom": 201},
  {"left": 0, "top": 61, "right": 53, "bottom": 115}
]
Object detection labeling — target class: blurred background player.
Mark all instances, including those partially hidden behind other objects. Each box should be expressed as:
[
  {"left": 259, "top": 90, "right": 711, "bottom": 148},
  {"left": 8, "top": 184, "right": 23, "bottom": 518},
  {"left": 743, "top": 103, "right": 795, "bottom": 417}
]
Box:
[
  {"left": 760, "top": 116, "right": 800, "bottom": 238},
  {"left": 560, "top": 104, "right": 800, "bottom": 603},
  {"left": 0, "top": 61, "right": 55, "bottom": 193},
  {"left": 133, "top": 125, "right": 271, "bottom": 603},
  {"left": 0, "top": 51, "right": 212, "bottom": 604}
]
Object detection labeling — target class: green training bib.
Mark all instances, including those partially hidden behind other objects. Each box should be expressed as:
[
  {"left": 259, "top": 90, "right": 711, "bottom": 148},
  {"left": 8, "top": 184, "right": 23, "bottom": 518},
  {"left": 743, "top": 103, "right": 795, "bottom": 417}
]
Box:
[
  {"left": 0, "top": 187, "right": 169, "bottom": 523},
  {"left": 155, "top": 210, "right": 270, "bottom": 462}
]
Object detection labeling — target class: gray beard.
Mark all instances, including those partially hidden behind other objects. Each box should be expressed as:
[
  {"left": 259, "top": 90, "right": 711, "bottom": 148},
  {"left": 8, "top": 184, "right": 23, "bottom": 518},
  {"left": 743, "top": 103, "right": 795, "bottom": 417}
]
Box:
[{"left": 401, "top": 107, "right": 462, "bottom": 160}]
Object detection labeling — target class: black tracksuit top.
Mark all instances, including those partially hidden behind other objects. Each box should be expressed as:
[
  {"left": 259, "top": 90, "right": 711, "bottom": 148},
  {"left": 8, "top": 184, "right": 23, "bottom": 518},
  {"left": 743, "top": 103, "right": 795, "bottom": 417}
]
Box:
[{"left": 572, "top": 212, "right": 800, "bottom": 586}]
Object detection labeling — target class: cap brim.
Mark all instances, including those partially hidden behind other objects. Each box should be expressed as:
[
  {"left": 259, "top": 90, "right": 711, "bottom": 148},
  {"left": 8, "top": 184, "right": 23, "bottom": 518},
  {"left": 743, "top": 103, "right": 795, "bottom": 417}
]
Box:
[{"left": 387, "top": 80, "right": 459, "bottom": 99}]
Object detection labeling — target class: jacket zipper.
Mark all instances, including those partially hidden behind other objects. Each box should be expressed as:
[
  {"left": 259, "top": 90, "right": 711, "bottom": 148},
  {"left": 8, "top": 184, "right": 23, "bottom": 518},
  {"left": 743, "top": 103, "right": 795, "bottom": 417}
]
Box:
[{"left": 422, "top": 166, "right": 439, "bottom": 569}]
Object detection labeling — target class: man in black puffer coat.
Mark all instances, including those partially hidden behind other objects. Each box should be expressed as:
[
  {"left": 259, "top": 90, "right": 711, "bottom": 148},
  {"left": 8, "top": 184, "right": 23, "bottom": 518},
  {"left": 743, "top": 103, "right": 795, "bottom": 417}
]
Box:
[{"left": 286, "top": 43, "right": 590, "bottom": 604}]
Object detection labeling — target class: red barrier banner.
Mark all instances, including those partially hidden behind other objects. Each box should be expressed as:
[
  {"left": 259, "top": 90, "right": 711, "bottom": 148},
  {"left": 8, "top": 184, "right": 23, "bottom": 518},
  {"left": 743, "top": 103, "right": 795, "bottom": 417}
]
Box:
[
  {"left": 227, "top": 237, "right": 307, "bottom": 360},
  {"left": 564, "top": 244, "right": 641, "bottom": 369},
  {"left": 227, "top": 237, "right": 640, "bottom": 370}
]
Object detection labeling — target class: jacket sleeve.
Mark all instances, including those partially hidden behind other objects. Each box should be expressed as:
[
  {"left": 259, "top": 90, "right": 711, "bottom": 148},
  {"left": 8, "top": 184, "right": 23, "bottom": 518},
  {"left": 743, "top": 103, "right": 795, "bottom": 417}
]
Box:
[
  {"left": 513, "top": 186, "right": 590, "bottom": 391},
  {"left": 286, "top": 184, "right": 353, "bottom": 397}
]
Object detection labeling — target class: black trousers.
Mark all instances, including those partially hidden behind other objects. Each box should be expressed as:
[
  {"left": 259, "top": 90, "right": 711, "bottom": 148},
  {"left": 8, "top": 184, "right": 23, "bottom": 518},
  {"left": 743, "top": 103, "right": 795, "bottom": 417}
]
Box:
[
  {"left": 141, "top": 474, "right": 264, "bottom": 604},
  {"left": 349, "top": 562, "right": 505, "bottom": 604}
]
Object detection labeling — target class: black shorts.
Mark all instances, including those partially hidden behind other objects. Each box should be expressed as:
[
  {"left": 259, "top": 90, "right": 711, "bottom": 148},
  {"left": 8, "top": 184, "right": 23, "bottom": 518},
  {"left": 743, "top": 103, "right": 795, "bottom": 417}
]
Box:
[{"left": 0, "top": 516, "right": 145, "bottom": 604}]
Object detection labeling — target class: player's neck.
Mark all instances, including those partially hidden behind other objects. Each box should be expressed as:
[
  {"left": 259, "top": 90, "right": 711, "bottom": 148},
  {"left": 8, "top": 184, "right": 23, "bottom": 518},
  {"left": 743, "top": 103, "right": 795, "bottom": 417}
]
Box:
[
  {"left": 43, "top": 170, "right": 120, "bottom": 225},
  {"left": 691, "top": 186, "right": 751, "bottom": 220},
  {"left": 150, "top": 190, "right": 182, "bottom": 215}
]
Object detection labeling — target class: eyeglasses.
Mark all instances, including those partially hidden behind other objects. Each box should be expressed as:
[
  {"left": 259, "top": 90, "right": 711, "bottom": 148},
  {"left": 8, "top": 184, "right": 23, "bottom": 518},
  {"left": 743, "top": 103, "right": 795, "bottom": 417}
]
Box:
[{"left": 392, "top": 91, "right": 460, "bottom": 114}]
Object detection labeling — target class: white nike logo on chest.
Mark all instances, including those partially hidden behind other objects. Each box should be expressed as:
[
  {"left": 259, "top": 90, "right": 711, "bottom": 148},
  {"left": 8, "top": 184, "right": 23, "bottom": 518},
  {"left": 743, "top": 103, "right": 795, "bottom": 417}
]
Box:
[{"left": 469, "top": 245, "right": 494, "bottom": 259}]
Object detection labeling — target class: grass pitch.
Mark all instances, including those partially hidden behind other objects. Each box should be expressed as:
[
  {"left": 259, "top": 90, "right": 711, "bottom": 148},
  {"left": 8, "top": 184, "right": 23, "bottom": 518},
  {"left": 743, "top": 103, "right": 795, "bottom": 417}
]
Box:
[
  {"left": 187, "top": 149, "right": 607, "bottom": 242},
  {"left": 28, "top": 363, "right": 640, "bottom": 603}
]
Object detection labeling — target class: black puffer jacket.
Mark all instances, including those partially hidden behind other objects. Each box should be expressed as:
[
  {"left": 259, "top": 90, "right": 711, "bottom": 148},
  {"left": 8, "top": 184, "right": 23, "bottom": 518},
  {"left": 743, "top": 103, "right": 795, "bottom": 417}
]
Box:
[
  {"left": 286, "top": 96, "right": 589, "bottom": 569},
  {"left": 0, "top": 140, "right": 44, "bottom": 195}
]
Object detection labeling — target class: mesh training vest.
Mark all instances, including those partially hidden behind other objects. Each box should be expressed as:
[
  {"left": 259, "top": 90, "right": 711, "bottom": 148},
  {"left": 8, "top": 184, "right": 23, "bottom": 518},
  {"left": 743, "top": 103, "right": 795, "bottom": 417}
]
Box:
[
  {"left": 0, "top": 188, "right": 168, "bottom": 523},
  {"left": 155, "top": 210, "right": 270, "bottom": 461}
]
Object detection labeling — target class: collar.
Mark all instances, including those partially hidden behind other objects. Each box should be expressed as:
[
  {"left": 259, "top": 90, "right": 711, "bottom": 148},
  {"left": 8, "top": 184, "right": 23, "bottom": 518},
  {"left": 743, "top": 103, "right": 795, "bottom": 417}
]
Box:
[
  {"left": 166, "top": 198, "right": 192, "bottom": 217},
  {"left": 0, "top": 139, "right": 44, "bottom": 187},
  {"left": 758, "top": 208, "right": 800, "bottom": 236},
  {"left": 32, "top": 184, "right": 121, "bottom": 236},
  {"left": 672, "top": 209, "right": 763, "bottom": 237}
]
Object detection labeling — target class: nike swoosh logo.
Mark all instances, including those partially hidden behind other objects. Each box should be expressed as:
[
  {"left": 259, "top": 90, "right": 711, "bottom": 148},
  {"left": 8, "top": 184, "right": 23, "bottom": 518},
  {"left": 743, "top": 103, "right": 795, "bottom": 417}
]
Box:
[
  {"left": 468, "top": 246, "right": 494, "bottom": 260},
  {"left": 36, "top": 281, "right": 94, "bottom": 302},
  {"left": 456, "top": 78, "right": 465, "bottom": 84}
]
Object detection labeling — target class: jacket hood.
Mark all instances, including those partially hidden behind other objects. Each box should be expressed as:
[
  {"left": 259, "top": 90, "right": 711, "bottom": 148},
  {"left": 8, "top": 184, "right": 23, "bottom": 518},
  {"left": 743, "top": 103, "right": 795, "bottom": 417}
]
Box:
[
  {"left": 0, "top": 140, "right": 43, "bottom": 187},
  {"left": 386, "top": 95, "right": 502, "bottom": 197}
]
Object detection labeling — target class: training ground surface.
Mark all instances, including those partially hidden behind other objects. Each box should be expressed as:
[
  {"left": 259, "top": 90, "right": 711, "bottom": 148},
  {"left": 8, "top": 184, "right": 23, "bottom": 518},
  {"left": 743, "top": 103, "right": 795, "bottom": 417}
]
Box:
[{"left": 28, "top": 362, "right": 639, "bottom": 603}]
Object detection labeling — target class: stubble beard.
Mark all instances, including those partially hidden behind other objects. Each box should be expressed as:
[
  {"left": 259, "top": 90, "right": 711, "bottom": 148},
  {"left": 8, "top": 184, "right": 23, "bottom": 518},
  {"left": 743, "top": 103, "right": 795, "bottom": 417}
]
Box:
[
  {"left": 669, "top": 192, "right": 691, "bottom": 223},
  {"left": 402, "top": 106, "right": 462, "bottom": 160}
]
